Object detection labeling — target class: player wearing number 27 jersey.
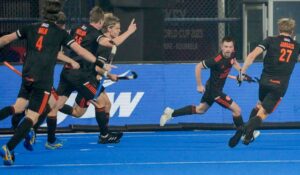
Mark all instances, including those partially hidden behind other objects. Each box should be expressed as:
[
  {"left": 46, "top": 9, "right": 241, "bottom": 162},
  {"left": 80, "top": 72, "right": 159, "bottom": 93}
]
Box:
[{"left": 238, "top": 18, "right": 300, "bottom": 145}]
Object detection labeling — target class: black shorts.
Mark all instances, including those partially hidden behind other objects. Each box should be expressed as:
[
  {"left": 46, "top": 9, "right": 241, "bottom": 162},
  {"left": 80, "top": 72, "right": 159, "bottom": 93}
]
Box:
[
  {"left": 17, "top": 80, "right": 50, "bottom": 114},
  {"left": 56, "top": 69, "right": 99, "bottom": 106},
  {"left": 75, "top": 85, "right": 105, "bottom": 108},
  {"left": 259, "top": 76, "right": 288, "bottom": 114},
  {"left": 201, "top": 88, "right": 233, "bottom": 109}
]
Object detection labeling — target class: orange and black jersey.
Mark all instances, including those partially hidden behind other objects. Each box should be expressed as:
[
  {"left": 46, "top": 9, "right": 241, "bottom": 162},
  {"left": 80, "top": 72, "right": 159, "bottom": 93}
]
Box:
[
  {"left": 16, "top": 22, "right": 75, "bottom": 89},
  {"left": 68, "top": 24, "right": 102, "bottom": 74},
  {"left": 201, "top": 52, "right": 236, "bottom": 91},
  {"left": 258, "top": 35, "right": 300, "bottom": 81}
]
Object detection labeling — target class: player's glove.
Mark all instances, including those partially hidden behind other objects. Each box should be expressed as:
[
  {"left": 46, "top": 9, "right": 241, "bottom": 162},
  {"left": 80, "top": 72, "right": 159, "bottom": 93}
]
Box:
[
  {"left": 243, "top": 74, "right": 256, "bottom": 83},
  {"left": 95, "top": 59, "right": 104, "bottom": 68},
  {"left": 236, "top": 70, "right": 244, "bottom": 86}
]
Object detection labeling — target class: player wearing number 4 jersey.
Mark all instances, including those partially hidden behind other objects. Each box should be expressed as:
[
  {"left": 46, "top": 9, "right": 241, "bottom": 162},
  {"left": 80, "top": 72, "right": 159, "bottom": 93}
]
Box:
[
  {"left": 234, "top": 18, "right": 300, "bottom": 146},
  {"left": 0, "top": 0, "right": 106, "bottom": 165}
]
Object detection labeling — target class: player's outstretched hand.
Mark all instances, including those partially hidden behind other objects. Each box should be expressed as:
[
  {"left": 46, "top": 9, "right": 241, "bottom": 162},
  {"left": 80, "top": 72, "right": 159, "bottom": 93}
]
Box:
[
  {"left": 197, "top": 85, "right": 205, "bottom": 93},
  {"left": 127, "top": 18, "right": 137, "bottom": 35}
]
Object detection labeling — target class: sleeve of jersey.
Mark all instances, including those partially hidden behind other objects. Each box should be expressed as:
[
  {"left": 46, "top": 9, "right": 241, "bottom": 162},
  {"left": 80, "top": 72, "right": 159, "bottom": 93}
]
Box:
[
  {"left": 257, "top": 38, "right": 270, "bottom": 51},
  {"left": 62, "top": 31, "right": 75, "bottom": 48},
  {"left": 201, "top": 58, "right": 216, "bottom": 69},
  {"left": 96, "top": 34, "right": 104, "bottom": 43},
  {"left": 16, "top": 25, "right": 29, "bottom": 39}
]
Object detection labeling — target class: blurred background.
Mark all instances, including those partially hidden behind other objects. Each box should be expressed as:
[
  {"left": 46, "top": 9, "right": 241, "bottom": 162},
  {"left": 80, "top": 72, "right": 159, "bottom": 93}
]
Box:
[{"left": 1, "top": 0, "right": 299, "bottom": 63}]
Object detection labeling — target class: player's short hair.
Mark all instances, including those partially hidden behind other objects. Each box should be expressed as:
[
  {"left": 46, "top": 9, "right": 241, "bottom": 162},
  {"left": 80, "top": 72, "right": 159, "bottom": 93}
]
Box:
[
  {"left": 221, "top": 36, "right": 235, "bottom": 45},
  {"left": 56, "top": 11, "right": 66, "bottom": 25},
  {"left": 42, "top": 0, "right": 62, "bottom": 22},
  {"left": 102, "top": 13, "right": 120, "bottom": 33},
  {"left": 278, "top": 18, "right": 295, "bottom": 35},
  {"left": 89, "top": 6, "right": 104, "bottom": 23}
]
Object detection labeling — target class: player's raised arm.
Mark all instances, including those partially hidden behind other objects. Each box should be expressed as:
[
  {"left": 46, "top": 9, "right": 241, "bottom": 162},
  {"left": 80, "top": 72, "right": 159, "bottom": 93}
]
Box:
[
  {"left": 241, "top": 47, "right": 264, "bottom": 74},
  {"left": 0, "top": 32, "right": 19, "bottom": 48},
  {"left": 99, "top": 16, "right": 137, "bottom": 47},
  {"left": 233, "top": 58, "right": 242, "bottom": 72}
]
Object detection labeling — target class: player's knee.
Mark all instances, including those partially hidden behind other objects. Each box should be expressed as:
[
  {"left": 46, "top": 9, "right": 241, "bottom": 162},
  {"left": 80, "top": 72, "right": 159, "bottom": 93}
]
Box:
[
  {"left": 195, "top": 106, "right": 207, "bottom": 114},
  {"left": 232, "top": 107, "right": 241, "bottom": 116},
  {"left": 257, "top": 107, "right": 268, "bottom": 119},
  {"left": 106, "top": 100, "right": 111, "bottom": 110},
  {"left": 232, "top": 110, "right": 241, "bottom": 117},
  {"left": 72, "top": 108, "right": 84, "bottom": 118},
  {"left": 13, "top": 105, "right": 26, "bottom": 113},
  {"left": 26, "top": 111, "right": 40, "bottom": 124}
]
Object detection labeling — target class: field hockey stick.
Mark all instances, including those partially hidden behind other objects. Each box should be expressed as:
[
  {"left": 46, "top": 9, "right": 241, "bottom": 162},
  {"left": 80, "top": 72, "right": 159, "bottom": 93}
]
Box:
[
  {"left": 3, "top": 61, "right": 59, "bottom": 100},
  {"left": 94, "top": 45, "right": 117, "bottom": 98},
  {"left": 3, "top": 61, "right": 22, "bottom": 76},
  {"left": 117, "top": 71, "right": 138, "bottom": 80},
  {"left": 228, "top": 74, "right": 259, "bottom": 83}
]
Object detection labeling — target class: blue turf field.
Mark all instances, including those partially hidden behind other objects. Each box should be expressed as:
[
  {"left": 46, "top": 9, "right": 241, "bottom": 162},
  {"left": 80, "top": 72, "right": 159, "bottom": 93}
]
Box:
[{"left": 0, "top": 130, "right": 300, "bottom": 175}]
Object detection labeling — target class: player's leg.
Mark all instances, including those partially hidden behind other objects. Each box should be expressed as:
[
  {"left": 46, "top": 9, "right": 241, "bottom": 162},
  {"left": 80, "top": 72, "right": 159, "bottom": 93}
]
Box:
[
  {"left": 44, "top": 77, "right": 73, "bottom": 149},
  {"left": 94, "top": 90, "right": 123, "bottom": 144},
  {"left": 248, "top": 83, "right": 268, "bottom": 120},
  {"left": 1, "top": 88, "right": 50, "bottom": 165},
  {"left": 44, "top": 95, "right": 68, "bottom": 149},
  {"left": 243, "top": 91, "right": 283, "bottom": 145},
  {"left": 160, "top": 90, "right": 213, "bottom": 126},
  {"left": 23, "top": 93, "right": 58, "bottom": 151},
  {"left": 10, "top": 84, "right": 31, "bottom": 128},
  {"left": 0, "top": 97, "right": 27, "bottom": 121},
  {"left": 227, "top": 102, "right": 244, "bottom": 148},
  {"left": 10, "top": 98, "right": 28, "bottom": 129}
]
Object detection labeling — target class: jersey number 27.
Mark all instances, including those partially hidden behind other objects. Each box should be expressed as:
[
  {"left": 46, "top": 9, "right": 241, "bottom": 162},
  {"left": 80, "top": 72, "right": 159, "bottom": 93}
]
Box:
[{"left": 279, "top": 48, "right": 292, "bottom": 63}]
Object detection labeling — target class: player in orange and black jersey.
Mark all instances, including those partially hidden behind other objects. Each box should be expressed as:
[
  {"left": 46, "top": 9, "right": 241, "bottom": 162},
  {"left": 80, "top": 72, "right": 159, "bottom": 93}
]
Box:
[
  {"left": 38, "top": 6, "right": 107, "bottom": 149},
  {"left": 237, "top": 18, "right": 300, "bottom": 145},
  {"left": 160, "top": 37, "right": 246, "bottom": 147},
  {"left": 0, "top": 0, "right": 106, "bottom": 165},
  {"left": 53, "top": 13, "right": 137, "bottom": 145}
]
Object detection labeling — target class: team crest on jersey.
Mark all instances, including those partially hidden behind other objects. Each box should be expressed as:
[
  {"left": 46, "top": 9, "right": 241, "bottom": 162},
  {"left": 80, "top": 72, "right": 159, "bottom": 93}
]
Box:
[
  {"left": 81, "top": 25, "right": 87, "bottom": 30},
  {"left": 284, "top": 37, "right": 291, "bottom": 42},
  {"left": 41, "top": 23, "right": 49, "bottom": 28}
]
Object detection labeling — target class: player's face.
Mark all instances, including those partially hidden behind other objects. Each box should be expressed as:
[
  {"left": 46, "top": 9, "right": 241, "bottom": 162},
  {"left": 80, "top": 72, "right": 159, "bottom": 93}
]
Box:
[
  {"left": 109, "top": 23, "right": 121, "bottom": 38},
  {"left": 221, "top": 41, "right": 234, "bottom": 58}
]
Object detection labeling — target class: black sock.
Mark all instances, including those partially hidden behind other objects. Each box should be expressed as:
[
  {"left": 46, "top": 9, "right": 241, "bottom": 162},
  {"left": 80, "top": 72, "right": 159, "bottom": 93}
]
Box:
[
  {"left": 233, "top": 115, "right": 244, "bottom": 129},
  {"left": 0, "top": 106, "right": 14, "bottom": 121},
  {"left": 7, "top": 117, "right": 33, "bottom": 151},
  {"left": 11, "top": 112, "right": 25, "bottom": 130},
  {"left": 95, "top": 108, "right": 109, "bottom": 136},
  {"left": 33, "top": 105, "right": 51, "bottom": 132},
  {"left": 249, "top": 107, "right": 259, "bottom": 120},
  {"left": 59, "top": 104, "right": 73, "bottom": 116},
  {"left": 172, "top": 105, "right": 196, "bottom": 117},
  {"left": 47, "top": 117, "right": 57, "bottom": 143},
  {"left": 246, "top": 116, "right": 263, "bottom": 131}
]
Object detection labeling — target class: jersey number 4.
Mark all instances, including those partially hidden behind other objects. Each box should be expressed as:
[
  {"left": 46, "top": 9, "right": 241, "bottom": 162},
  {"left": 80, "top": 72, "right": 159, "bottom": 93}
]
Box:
[
  {"left": 35, "top": 36, "right": 44, "bottom": 51},
  {"left": 75, "top": 35, "right": 83, "bottom": 44},
  {"left": 279, "top": 48, "right": 292, "bottom": 63}
]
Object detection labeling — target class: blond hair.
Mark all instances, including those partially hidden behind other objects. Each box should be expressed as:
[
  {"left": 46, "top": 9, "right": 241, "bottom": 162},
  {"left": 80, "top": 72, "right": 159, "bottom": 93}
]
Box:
[
  {"left": 278, "top": 18, "right": 295, "bottom": 35},
  {"left": 89, "top": 6, "right": 104, "bottom": 23},
  {"left": 102, "top": 13, "right": 120, "bottom": 33}
]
